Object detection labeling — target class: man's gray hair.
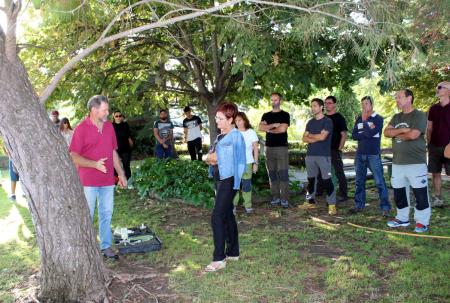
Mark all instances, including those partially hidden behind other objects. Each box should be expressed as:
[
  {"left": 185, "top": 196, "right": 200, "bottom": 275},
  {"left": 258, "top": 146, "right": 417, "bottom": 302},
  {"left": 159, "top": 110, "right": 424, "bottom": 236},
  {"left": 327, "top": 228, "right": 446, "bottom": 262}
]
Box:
[{"left": 87, "top": 95, "right": 108, "bottom": 111}]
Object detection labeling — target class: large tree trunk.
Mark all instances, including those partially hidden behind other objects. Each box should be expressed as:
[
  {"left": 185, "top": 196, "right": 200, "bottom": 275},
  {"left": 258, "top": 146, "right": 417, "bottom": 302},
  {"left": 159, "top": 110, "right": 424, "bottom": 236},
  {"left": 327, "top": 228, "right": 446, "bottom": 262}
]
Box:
[
  {"left": 206, "top": 97, "right": 225, "bottom": 144},
  {"left": 0, "top": 39, "right": 107, "bottom": 303}
]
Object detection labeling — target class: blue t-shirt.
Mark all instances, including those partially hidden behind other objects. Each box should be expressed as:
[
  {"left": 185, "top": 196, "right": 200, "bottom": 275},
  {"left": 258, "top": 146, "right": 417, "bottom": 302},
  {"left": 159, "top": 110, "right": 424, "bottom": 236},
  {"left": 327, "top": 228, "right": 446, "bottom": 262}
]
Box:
[{"left": 305, "top": 116, "right": 333, "bottom": 156}]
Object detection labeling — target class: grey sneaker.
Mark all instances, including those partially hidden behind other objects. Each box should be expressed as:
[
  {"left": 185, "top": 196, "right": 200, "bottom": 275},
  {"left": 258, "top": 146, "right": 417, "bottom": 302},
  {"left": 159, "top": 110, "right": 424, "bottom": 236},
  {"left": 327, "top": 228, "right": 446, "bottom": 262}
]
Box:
[
  {"left": 280, "top": 200, "right": 289, "bottom": 208},
  {"left": 430, "top": 195, "right": 444, "bottom": 208},
  {"left": 245, "top": 207, "right": 254, "bottom": 214},
  {"left": 102, "top": 247, "right": 118, "bottom": 259},
  {"left": 271, "top": 198, "right": 280, "bottom": 206},
  {"left": 9, "top": 195, "right": 16, "bottom": 201}
]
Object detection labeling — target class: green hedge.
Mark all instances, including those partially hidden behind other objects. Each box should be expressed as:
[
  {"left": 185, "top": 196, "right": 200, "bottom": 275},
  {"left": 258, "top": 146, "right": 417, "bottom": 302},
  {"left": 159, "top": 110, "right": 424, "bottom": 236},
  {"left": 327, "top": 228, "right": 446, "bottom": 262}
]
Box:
[
  {"left": 133, "top": 156, "right": 303, "bottom": 208},
  {"left": 133, "top": 158, "right": 215, "bottom": 208}
]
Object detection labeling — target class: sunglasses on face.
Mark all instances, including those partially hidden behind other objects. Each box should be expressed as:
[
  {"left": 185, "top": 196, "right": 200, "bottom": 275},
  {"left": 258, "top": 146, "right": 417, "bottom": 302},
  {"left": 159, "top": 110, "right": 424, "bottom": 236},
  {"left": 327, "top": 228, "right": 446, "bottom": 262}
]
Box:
[
  {"left": 437, "top": 86, "right": 446, "bottom": 90},
  {"left": 115, "top": 115, "right": 122, "bottom": 118}
]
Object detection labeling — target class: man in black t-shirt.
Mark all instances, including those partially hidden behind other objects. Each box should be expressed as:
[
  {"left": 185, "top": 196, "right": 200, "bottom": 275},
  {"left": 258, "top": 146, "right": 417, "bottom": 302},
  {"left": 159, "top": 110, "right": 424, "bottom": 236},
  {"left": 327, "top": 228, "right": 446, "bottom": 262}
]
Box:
[
  {"left": 183, "top": 106, "right": 203, "bottom": 161},
  {"left": 112, "top": 110, "right": 133, "bottom": 181},
  {"left": 259, "top": 92, "right": 290, "bottom": 208},
  {"left": 317, "top": 96, "right": 348, "bottom": 201}
]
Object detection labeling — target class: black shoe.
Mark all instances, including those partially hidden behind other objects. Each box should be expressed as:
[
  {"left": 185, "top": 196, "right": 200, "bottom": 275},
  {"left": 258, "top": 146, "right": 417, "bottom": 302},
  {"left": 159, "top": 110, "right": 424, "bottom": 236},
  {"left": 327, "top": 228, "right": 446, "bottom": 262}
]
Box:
[
  {"left": 348, "top": 207, "right": 363, "bottom": 214},
  {"left": 338, "top": 196, "right": 349, "bottom": 203},
  {"left": 382, "top": 210, "right": 390, "bottom": 218},
  {"left": 102, "top": 248, "right": 119, "bottom": 259}
]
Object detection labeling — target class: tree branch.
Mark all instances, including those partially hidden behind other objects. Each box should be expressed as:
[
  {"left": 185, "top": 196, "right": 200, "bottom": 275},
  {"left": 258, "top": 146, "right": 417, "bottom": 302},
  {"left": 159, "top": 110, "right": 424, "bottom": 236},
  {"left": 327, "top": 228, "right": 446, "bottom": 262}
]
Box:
[
  {"left": 101, "top": 0, "right": 200, "bottom": 40},
  {"left": 5, "top": 0, "right": 22, "bottom": 61},
  {"left": 211, "top": 30, "right": 221, "bottom": 89},
  {"left": 48, "top": 0, "right": 87, "bottom": 14},
  {"left": 248, "top": 0, "right": 363, "bottom": 28},
  {"left": 40, "top": 0, "right": 244, "bottom": 104},
  {"left": 160, "top": 68, "right": 197, "bottom": 93},
  {"left": 176, "top": 25, "right": 209, "bottom": 95}
]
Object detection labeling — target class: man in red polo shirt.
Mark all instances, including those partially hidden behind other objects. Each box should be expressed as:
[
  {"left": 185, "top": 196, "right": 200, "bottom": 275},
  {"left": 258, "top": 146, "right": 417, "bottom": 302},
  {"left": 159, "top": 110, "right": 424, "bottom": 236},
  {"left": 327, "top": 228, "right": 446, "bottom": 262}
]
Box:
[{"left": 70, "top": 95, "right": 127, "bottom": 258}]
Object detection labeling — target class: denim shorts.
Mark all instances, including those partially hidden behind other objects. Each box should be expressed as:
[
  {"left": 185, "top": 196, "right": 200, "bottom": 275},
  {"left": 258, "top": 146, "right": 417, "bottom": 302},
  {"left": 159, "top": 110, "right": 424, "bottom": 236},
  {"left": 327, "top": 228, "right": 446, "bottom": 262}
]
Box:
[{"left": 9, "top": 160, "right": 19, "bottom": 182}]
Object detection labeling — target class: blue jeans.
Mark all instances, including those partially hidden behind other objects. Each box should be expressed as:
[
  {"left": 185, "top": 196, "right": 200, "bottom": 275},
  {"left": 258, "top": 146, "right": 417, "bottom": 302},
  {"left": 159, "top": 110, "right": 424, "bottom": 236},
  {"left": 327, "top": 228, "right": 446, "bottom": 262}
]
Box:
[
  {"left": 155, "top": 143, "right": 173, "bottom": 159},
  {"left": 83, "top": 186, "right": 115, "bottom": 250},
  {"left": 354, "top": 154, "right": 391, "bottom": 211}
]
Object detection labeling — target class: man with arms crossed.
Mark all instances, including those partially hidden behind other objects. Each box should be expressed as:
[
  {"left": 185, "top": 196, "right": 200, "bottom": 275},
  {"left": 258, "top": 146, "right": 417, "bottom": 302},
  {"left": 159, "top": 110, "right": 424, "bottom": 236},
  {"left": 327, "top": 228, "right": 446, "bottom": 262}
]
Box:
[
  {"left": 299, "top": 98, "right": 337, "bottom": 215},
  {"left": 317, "top": 96, "right": 348, "bottom": 202},
  {"left": 259, "top": 92, "right": 290, "bottom": 208},
  {"left": 384, "top": 89, "right": 430, "bottom": 233}
]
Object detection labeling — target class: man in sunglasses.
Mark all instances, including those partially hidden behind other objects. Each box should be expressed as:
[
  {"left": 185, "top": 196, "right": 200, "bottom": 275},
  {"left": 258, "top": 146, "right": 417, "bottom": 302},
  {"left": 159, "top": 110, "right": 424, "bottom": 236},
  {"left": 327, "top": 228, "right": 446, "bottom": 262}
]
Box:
[
  {"left": 426, "top": 81, "right": 450, "bottom": 207},
  {"left": 112, "top": 110, "right": 133, "bottom": 182}
]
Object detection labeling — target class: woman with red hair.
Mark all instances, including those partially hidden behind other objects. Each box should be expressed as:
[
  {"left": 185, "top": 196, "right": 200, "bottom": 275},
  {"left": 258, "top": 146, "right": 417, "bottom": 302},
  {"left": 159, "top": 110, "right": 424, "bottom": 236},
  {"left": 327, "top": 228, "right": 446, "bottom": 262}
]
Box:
[{"left": 205, "top": 102, "right": 246, "bottom": 272}]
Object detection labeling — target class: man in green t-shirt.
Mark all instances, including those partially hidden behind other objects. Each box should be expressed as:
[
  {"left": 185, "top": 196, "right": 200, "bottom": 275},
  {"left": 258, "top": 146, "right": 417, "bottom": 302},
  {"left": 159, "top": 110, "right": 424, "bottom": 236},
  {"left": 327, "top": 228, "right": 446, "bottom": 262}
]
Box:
[{"left": 384, "top": 89, "right": 430, "bottom": 233}]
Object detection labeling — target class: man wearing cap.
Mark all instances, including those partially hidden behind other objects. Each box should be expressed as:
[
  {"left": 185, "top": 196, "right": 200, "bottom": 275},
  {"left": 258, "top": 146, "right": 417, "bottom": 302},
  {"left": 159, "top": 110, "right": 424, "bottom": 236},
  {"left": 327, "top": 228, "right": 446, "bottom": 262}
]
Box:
[
  {"left": 427, "top": 81, "right": 450, "bottom": 207},
  {"left": 183, "top": 106, "right": 203, "bottom": 161},
  {"left": 70, "top": 95, "right": 127, "bottom": 258}
]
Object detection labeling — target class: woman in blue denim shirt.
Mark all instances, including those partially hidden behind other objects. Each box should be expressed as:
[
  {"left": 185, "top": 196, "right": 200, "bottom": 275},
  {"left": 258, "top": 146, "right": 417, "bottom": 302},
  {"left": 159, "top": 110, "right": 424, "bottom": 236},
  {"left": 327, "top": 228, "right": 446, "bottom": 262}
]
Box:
[{"left": 205, "top": 102, "right": 246, "bottom": 272}]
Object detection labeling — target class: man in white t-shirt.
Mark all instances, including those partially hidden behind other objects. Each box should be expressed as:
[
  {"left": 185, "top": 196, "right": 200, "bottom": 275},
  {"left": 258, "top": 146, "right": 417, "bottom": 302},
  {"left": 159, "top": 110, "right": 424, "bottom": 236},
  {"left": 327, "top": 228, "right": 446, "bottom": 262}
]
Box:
[{"left": 183, "top": 106, "right": 203, "bottom": 161}]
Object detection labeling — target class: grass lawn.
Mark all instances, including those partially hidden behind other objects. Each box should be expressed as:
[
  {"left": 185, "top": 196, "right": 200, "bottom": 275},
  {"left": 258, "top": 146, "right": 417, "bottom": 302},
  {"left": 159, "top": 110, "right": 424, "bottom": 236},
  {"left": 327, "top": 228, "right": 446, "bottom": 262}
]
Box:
[{"left": 1, "top": 174, "right": 449, "bottom": 302}]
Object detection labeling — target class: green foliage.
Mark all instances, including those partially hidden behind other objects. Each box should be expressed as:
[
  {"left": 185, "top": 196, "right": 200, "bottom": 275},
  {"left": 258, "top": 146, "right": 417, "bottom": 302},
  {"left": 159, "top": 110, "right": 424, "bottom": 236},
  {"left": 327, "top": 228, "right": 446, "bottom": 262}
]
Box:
[
  {"left": 251, "top": 156, "right": 270, "bottom": 195},
  {"left": 128, "top": 116, "right": 159, "bottom": 158},
  {"left": 20, "top": 0, "right": 382, "bottom": 119},
  {"left": 386, "top": 66, "right": 449, "bottom": 111},
  {"left": 288, "top": 149, "right": 306, "bottom": 168},
  {"left": 133, "top": 156, "right": 301, "bottom": 207},
  {"left": 133, "top": 158, "right": 215, "bottom": 208}
]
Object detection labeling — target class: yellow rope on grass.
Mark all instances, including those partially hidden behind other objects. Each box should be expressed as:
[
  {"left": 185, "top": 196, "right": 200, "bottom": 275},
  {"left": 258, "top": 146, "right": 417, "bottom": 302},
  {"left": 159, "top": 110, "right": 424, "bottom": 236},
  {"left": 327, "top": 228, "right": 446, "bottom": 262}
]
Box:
[{"left": 347, "top": 222, "right": 450, "bottom": 239}]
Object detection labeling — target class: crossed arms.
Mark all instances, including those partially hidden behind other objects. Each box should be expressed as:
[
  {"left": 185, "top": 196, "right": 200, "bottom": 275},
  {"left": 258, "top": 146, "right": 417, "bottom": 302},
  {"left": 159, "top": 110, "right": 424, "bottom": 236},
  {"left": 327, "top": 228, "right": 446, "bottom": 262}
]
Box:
[
  {"left": 259, "top": 121, "right": 289, "bottom": 134},
  {"left": 383, "top": 125, "right": 421, "bottom": 141},
  {"left": 302, "top": 130, "right": 330, "bottom": 143}
]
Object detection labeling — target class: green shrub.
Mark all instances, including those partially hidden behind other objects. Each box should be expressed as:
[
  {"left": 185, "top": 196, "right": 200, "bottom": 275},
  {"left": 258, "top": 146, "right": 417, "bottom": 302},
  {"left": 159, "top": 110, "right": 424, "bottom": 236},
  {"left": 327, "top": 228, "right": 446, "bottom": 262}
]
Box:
[
  {"left": 288, "top": 149, "right": 306, "bottom": 168},
  {"left": 251, "top": 156, "right": 270, "bottom": 195},
  {"left": 133, "top": 156, "right": 302, "bottom": 208},
  {"left": 133, "top": 158, "right": 215, "bottom": 208}
]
